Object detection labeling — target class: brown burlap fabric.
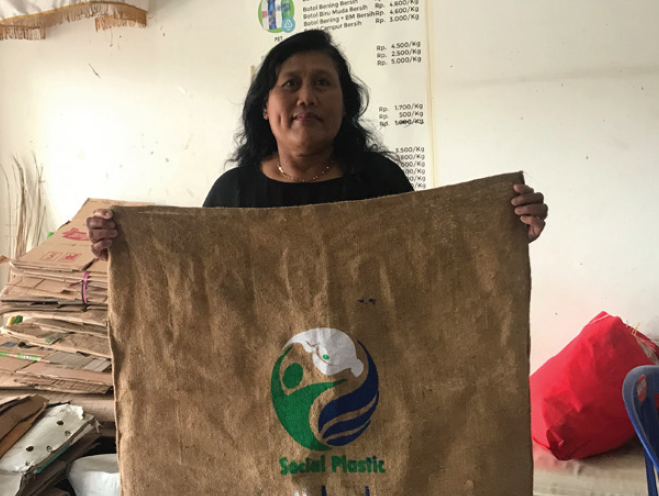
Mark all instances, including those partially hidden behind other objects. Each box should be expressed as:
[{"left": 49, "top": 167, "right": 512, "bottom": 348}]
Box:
[{"left": 108, "top": 172, "right": 532, "bottom": 495}]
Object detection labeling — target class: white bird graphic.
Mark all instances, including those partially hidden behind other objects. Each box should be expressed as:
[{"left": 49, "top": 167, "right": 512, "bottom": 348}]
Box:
[{"left": 284, "top": 328, "right": 364, "bottom": 377}]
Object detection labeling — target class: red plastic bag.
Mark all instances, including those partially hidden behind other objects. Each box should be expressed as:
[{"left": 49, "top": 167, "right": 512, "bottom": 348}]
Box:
[{"left": 530, "top": 311, "right": 659, "bottom": 459}]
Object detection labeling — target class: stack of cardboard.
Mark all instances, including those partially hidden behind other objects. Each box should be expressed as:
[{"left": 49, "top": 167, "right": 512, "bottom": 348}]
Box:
[
  {"left": 0, "top": 395, "right": 99, "bottom": 496},
  {"left": 0, "top": 199, "right": 143, "bottom": 495},
  {"left": 0, "top": 199, "right": 117, "bottom": 396}
]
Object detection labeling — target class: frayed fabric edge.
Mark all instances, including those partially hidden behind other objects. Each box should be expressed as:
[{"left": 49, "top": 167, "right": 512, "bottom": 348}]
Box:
[{"left": 0, "top": 2, "right": 146, "bottom": 40}]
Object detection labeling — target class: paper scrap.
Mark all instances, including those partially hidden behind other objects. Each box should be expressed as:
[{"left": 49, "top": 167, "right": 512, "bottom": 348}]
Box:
[{"left": 0, "top": 403, "right": 94, "bottom": 473}]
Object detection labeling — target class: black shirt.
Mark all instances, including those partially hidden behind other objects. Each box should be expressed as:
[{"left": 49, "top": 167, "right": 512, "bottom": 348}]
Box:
[{"left": 203, "top": 153, "right": 414, "bottom": 208}]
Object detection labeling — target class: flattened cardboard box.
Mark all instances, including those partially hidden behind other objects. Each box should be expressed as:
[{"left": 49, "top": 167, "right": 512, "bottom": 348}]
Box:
[
  {"left": 15, "top": 199, "right": 113, "bottom": 273},
  {"left": 109, "top": 173, "right": 532, "bottom": 496},
  {"left": 15, "top": 198, "right": 150, "bottom": 274}
]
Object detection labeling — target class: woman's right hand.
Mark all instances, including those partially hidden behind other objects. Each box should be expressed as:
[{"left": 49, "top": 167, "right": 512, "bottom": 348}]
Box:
[{"left": 86, "top": 210, "right": 117, "bottom": 261}]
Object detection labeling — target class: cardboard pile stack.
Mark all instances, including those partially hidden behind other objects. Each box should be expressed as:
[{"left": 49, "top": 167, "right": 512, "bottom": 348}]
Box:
[
  {"left": 0, "top": 394, "right": 99, "bottom": 495},
  {"left": 0, "top": 200, "right": 115, "bottom": 397},
  {"left": 0, "top": 199, "right": 146, "bottom": 495}
]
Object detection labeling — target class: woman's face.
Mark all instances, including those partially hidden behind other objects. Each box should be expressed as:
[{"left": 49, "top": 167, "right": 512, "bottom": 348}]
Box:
[{"left": 264, "top": 51, "right": 344, "bottom": 157}]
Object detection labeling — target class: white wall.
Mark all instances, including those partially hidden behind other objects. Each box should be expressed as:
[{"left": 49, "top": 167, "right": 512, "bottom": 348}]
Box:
[
  {"left": 431, "top": 0, "right": 659, "bottom": 369},
  {"left": 1, "top": 0, "right": 255, "bottom": 221},
  {"left": 1, "top": 0, "right": 658, "bottom": 371}
]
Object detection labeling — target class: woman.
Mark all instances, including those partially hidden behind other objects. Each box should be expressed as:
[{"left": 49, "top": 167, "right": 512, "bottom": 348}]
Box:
[{"left": 87, "top": 30, "right": 547, "bottom": 258}]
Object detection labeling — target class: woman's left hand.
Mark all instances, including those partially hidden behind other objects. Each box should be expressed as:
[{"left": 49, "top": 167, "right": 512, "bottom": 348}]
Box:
[{"left": 512, "top": 184, "right": 548, "bottom": 243}]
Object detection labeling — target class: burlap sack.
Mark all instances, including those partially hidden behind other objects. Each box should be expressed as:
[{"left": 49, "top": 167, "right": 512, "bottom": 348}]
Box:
[{"left": 108, "top": 172, "right": 532, "bottom": 495}]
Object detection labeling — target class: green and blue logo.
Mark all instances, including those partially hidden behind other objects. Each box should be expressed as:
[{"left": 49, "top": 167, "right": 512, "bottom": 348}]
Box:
[{"left": 271, "top": 328, "right": 380, "bottom": 451}]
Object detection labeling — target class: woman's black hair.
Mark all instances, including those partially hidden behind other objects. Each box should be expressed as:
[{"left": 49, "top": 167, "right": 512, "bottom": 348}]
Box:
[{"left": 231, "top": 29, "right": 382, "bottom": 170}]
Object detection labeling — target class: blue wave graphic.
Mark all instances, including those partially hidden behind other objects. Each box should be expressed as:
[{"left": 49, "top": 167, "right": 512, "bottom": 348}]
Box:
[
  {"left": 322, "top": 392, "right": 379, "bottom": 439},
  {"left": 317, "top": 342, "right": 379, "bottom": 446},
  {"left": 325, "top": 420, "right": 372, "bottom": 447}
]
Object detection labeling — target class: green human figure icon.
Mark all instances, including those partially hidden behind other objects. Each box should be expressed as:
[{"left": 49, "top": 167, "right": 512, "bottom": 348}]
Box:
[{"left": 271, "top": 347, "right": 345, "bottom": 451}]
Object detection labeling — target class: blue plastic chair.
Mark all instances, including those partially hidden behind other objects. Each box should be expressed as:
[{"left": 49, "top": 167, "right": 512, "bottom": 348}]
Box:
[{"left": 623, "top": 365, "right": 659, "bottom": 496}]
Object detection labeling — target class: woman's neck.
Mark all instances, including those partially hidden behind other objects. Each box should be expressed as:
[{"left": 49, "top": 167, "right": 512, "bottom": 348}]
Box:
[{"left": 261, "top": 149, "right": 343, "bottom": 183}]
